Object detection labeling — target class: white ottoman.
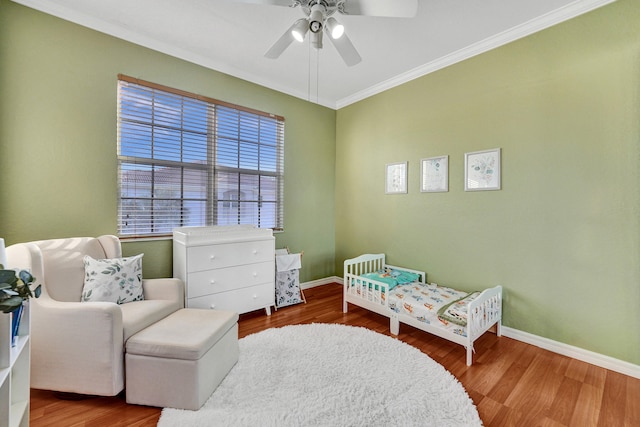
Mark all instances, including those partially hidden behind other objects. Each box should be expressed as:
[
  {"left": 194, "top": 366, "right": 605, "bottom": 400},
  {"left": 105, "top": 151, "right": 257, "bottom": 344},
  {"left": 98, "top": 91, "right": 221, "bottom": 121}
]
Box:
[{"left": 125, "top": 308, "right": 239, "bottom": 410}]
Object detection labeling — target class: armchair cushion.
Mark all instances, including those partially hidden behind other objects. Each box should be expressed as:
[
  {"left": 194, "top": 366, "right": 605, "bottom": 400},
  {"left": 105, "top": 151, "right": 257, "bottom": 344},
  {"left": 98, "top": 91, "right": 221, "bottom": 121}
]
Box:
[
  {"left": 121, "top": 298, "right": 183, "bottom": 341},
  {"left": 40, "top": 237, "right": 115, "bottom": 302},
  {"left": 82, "top": 254, "right": 144, "bottom": 304}
]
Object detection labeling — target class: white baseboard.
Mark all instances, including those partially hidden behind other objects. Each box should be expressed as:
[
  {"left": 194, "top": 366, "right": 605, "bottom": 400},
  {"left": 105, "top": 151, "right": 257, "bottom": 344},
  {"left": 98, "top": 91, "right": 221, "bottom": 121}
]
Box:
[
  {"left": 301, "top": 276, "right": 341, "bottom": 290},
  {"left": 303, "top": 278, "right": 640, "bottom": 379},
  {"left": 501, "top": 327, "right": 640, "bottom": 379}
]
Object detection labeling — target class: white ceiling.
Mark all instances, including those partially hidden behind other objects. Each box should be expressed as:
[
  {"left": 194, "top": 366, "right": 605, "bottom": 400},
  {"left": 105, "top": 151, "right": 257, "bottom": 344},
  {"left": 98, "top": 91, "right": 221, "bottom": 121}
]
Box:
[{"left": 13, "top": 0, "right": 614, "bottom": 109}]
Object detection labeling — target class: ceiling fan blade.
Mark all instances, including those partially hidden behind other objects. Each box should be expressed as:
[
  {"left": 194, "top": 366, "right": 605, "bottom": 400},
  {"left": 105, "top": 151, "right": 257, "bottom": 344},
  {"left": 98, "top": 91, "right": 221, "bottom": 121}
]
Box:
[
  {"left": 264, "top": 22, "right": 298, "bottom": 59},
  {"left": 233, "top": 0, "right": 297, "bottom": 6},
  {"left": 340, "top": 0, "right": 418, "bottom": 17},
  {"left": 326, "top": 31, "right": 362, "bottom": 67}
]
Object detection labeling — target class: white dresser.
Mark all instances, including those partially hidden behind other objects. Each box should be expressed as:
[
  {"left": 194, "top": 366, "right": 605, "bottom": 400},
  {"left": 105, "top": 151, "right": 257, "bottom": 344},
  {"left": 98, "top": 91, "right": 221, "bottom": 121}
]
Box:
[{"left": 173, "top": 225, "right": 275, "bottom": 315}]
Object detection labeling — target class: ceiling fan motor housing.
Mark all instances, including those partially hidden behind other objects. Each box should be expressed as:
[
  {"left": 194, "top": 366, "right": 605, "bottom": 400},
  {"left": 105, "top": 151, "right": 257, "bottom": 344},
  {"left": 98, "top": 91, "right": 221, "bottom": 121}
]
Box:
[{"left": 301, "top": 0, "right": 340, "bottom": 17}]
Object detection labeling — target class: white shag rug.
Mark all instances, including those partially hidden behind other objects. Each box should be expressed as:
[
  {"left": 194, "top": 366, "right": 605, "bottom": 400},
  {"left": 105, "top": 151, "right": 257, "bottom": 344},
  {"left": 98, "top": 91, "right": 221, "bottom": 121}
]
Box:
[{"left": 158, "top": 323, "right": 482, "bottom": 427}]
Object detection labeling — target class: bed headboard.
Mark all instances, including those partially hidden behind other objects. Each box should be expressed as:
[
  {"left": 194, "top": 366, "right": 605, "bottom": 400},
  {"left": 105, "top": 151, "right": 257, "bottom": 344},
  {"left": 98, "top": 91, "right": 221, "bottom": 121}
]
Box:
[{"left": 344, "top": 253, "right": 386, "bottom": 276}]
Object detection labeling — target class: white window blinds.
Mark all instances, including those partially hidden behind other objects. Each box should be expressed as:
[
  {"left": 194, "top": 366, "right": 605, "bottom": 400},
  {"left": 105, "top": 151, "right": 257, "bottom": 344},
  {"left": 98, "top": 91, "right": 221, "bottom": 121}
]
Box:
[{"left": 117, "top": 75, "right": 284, "bottom": 237}]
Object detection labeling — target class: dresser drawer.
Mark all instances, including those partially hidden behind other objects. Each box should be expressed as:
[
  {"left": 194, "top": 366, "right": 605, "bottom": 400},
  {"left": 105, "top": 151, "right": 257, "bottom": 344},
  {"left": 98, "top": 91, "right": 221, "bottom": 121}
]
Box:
[
  {"left": 186, "top": 261, "right": 274, "bottom": 299},
  {"left": 186, "top": 283, "right": 274, "bottom": 314},
  {"left": 186, "top": 240, "right": 274, "bottom": 272}
]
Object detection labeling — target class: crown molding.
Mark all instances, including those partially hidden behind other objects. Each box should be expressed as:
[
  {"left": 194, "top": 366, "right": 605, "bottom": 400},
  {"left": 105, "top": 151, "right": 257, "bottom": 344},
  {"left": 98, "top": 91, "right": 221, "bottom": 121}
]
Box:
[
  {"left": 9, "top": 0, "right": 337, "bottom": 109},
  {"left": 11, "top": 0, "right": 616, "bottom": 110},
  {"left": 335, "top": 0, "right": 617, "bottom": 109}
]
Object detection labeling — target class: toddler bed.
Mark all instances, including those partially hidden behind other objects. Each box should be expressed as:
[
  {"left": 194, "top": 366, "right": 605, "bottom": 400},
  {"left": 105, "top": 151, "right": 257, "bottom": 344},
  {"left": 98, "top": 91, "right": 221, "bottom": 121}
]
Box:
[{"left": 343, "top": 253, "right": 502, "bottom": 365}]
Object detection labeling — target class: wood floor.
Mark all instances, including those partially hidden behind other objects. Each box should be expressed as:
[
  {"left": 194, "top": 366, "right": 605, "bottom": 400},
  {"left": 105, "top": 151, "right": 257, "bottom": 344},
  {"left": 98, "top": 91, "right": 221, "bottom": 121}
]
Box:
[{"left": 30, "top": 284, "right": 639, "bottom": 426}]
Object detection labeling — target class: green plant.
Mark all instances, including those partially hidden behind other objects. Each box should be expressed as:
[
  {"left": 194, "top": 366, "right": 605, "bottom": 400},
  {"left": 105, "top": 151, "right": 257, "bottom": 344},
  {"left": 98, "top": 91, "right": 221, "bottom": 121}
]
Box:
[{"left": 0, "top": 265, "right": 41, "bottom": 313}]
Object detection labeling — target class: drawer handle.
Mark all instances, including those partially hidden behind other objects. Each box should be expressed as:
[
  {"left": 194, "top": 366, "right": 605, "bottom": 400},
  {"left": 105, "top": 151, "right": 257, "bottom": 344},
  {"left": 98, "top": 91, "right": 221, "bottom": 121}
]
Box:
[
  {"left": 210, "top": 304, "right": 216, "bottom": 309},
  {"left": 210, "top": 279, "right": 216, "bottom": 284},
  {"left": 252, "top": 294, "right": 257, "bottom": 299},
  {"left": 252, "top": 272, "right": 258, "bottom": 277},
  {"left": 252, "top": 250, "right": 258, "bottom": 255},
  {"left": 210, "top": 255, "right": 216, "bottom": 260}
]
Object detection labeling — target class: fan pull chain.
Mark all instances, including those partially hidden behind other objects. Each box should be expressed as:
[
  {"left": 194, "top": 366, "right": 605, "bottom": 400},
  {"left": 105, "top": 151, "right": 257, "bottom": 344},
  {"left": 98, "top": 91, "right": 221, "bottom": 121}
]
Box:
[
  {"left": 305, "top": 35, "right": 320, "bottom": 104},
  {"left": 307, "top": 35, "right": 311, "bottom": 102},
  {"left": 315, "top": 47, "right": 319, "bottom": 104}
]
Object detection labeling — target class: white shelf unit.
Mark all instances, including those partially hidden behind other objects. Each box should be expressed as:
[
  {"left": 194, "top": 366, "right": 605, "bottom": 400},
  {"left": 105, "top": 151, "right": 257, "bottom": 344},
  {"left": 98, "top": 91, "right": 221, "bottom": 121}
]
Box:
[
  {"left": 0, "top": 302, "right": 30, "bottom": 427},
  {"left": 173, "top": 225, "right": 275, "bottom": 316}
]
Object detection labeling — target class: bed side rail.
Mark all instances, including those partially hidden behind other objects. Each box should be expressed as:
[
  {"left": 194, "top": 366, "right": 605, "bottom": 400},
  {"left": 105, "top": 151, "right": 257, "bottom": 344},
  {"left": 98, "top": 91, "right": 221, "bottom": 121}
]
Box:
[
  {"left": 344, "top": 254, "right": 388, "bottom": 308},
  {"left": 467, "top": 285, "right": 502, "bottom": 338},
  {"left": 344, "top": 273, "right": 390, "bottom": 307}
]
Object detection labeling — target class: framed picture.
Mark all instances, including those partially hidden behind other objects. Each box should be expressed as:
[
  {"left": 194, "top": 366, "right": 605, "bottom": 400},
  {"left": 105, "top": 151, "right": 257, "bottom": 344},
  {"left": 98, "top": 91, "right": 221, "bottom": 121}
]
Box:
[
  {"left": 465, "top": 148, "right": 501, "bottom": 191},
  {"left": 385, "top": 161, "right": 408, "bottom": 194},
  {"left": 420, "top": 155, "right": 448, "bottom": 192}
]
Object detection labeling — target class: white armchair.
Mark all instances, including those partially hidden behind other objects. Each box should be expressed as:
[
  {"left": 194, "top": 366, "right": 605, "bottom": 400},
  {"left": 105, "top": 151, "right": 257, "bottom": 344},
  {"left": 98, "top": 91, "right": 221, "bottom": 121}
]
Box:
[{"left": 6, "top": 235, "right": 184, "bottom": 396}]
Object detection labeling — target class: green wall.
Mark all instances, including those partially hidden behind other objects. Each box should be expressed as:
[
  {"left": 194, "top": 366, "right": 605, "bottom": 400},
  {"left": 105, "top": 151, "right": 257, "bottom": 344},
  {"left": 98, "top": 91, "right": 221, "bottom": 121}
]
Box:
[
  {"left": 336, "top": 0, "right": 640, "bottom": 364},
  {"left": 1, "top": 0, "right": 639, "bottom": 366},
  {"left": 0, "top": 0, "right": 336, "bottom": 282}
]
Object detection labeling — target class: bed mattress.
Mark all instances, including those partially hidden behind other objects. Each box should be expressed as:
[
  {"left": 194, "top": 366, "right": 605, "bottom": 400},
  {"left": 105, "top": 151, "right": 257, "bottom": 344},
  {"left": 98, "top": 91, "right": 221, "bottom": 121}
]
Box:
[{"left": 387, "top": 283, "right": 470, "bottom": 337}]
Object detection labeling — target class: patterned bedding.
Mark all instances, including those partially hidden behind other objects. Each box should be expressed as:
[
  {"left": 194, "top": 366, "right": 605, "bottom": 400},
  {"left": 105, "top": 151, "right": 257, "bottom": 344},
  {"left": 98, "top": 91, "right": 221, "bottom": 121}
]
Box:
[{"left": 387, "top": 283, "right": 474, "bottom": 337}]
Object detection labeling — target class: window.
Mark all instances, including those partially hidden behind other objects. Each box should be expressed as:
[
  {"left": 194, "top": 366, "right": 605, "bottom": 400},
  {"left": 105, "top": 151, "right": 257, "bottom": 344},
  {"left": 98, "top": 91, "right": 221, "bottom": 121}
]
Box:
[{"left": 117, "top": 75, "right": 284, "bottom": 237}]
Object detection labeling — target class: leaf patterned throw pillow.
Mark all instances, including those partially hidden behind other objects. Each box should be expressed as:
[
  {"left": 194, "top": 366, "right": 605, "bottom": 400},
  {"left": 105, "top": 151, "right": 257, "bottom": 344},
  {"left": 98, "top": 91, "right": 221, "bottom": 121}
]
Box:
[{"left": 82, "top": 254, "right": 144, "bottom": 304}]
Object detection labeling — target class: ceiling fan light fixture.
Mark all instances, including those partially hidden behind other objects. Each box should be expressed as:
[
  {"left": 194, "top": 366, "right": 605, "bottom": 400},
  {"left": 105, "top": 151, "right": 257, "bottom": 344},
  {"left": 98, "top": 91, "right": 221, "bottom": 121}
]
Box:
[
  {"left": 326, "top": 17, "right": 344, "bottom": 39},
  {"left": 291, "top": 18, "right": 308, "bottom": 42},
  {"left": 311, "top": 30, "right": 323, "bottom": 49},
  {"left": 309, "top": 4, "right": 324, "bottom": 33}
]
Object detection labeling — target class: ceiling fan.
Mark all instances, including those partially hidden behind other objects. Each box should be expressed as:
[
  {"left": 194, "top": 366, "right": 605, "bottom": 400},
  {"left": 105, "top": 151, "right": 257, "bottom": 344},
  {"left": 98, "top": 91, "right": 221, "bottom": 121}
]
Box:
[{"left": 240, "top": 0, "right": 418, "bottom": 67}]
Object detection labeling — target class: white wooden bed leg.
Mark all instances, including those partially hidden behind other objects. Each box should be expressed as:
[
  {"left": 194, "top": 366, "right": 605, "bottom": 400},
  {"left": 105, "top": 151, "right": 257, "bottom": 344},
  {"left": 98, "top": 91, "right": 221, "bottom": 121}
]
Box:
[
  {"left": 390, "top": 316, "right": 400, "bottom": 335},
  {"left": 343, "top": 300, "right": 348, "bottom": 313},
  {"left": 466, "top": 346, "right": 473, "bottom": 366},
  {"left": 496, "top": 321, "right": 502, "bottom": 337}
]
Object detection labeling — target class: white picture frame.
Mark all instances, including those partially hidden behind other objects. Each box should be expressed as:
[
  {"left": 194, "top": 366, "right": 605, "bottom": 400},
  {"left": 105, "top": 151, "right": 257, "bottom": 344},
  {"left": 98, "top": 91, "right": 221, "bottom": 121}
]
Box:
[
  {"left": 385, "top": 161, "right": 408, "bottom": 194},
  {"left": 465, "top": 148, "right": 501, "bottom": 191},
  {"left": 420, "top": 155, "right": 448, "bottom": 193}
]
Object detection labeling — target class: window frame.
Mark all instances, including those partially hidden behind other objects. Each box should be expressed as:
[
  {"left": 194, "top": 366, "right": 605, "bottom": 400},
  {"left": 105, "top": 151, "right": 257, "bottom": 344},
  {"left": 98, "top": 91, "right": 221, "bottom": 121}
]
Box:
[{"left": 116, "top": 74, "right": 285, "bottom": 239}]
